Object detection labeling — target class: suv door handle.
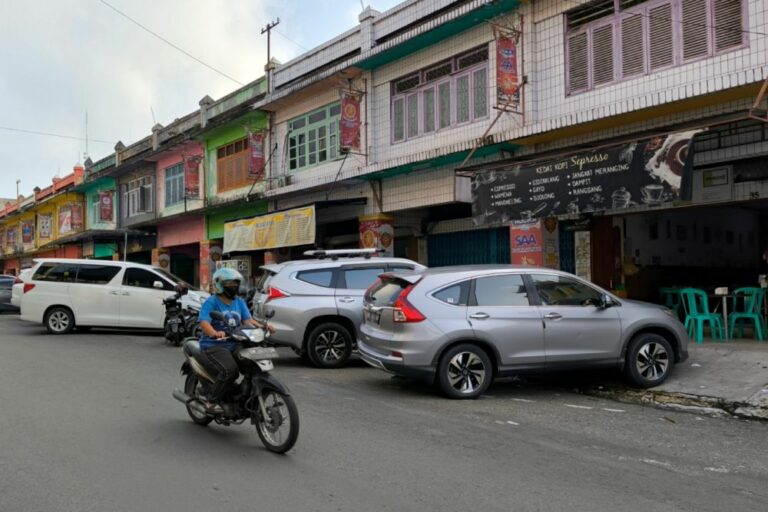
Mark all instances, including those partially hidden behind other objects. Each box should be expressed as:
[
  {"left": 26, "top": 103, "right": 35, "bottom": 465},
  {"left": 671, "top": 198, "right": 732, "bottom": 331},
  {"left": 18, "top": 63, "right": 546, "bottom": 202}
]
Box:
[
  {"left": 469, "top": 313, "right": 490, "bottom": 320},
  {"left": 544, "top": 312, "right": 562, "bottom": 320},
  {"left": 110, "top": 291, "right": 119, "bottom": 295},
  {"left": 339, "top": 297, "right": 355, "bottom": 303}
]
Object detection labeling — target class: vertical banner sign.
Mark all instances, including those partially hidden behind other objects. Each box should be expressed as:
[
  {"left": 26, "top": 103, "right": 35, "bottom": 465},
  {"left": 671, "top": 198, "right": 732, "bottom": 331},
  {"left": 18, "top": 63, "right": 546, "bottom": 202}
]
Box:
[
  {"left": 21, "top": 220, "right": 35, "bottom": 246},
  {"left": 38, "top": 213, "right": 53, "bottom": 240},
  {"left": 7, "top": 226, "right": 17, "bottom": 250},
  {"left": 510, "top": 221, "right": 543, "bottom": 266},
  {"left": 359, "top": 214, "right": 394, "bottom": 257},
  {"left": 248, "top": 132, "right": 266, "bottom": 181},
  {"left": 340, "top": 93, "right": 361, "bottom": 151},
  {"left": 0, "top": 227, "right": 5, "bottom": 252},
  {"left": 99, "top": 191, "right": 114, "bottom": 222},
  {"left": 58, "top": 205, "right": 72, "bottom": 235},
  {"left": 184, "top": 157, "right": 201, "bottom": 198},
  {"left": 496, "top": 35, "right": 520, "bottom": 106},
  {"left": 71, "top": 203, "right": 83, "bottom": 231}
]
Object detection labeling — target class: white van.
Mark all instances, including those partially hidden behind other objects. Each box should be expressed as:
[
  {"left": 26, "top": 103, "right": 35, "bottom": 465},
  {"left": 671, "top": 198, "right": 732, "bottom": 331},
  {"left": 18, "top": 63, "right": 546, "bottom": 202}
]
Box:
[{"left": 20, "top": 258, "right": 209, "bottom": 334}]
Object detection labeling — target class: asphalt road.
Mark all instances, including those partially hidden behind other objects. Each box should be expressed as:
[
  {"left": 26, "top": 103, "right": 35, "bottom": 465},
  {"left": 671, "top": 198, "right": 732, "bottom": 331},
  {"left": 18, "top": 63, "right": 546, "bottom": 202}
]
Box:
[{"left": 1, "top": 314, "right": 767, "bottom": 512}]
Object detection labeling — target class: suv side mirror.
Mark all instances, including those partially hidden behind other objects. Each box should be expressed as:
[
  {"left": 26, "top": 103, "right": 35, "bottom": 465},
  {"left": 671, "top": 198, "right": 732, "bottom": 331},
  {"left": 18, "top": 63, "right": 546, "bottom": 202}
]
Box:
[
  {"left": 599, "top": 294, "right": 615, "bottom": 309},
  {"left": 153, "top": 281, "right": 164, "bottom": 289}
]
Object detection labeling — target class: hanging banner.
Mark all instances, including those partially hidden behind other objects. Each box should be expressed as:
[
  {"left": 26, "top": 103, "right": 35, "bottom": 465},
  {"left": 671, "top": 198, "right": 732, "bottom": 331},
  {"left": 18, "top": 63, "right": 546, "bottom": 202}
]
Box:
[
  {"left": 99, "top": 191, "right": 114, "bottom": 222},
  {"left": 184, "top": 157, "right": 201, "bottom": 198},
  {"left": 359, "top": 214, "right": 394, "bottom": 257},
  {"left": 340, "top": 93, "right": 361, "bottom": 151},
  {"left": 58, "top": 205, "right": 72, "bottom": 235},
  {"left": 496, "top": 35, "right": 520, "bottom": 106},
  {"left": 0, "top": 228, "right": 5, "bottom": 252},
  {"left": 38, "top": 213, "right": 53, "bottom": 240},
  {"left": 21, "top": 220, "right": 35, "bottom": 246},
  {"left": 71, "top": 203, "right": 84, "bottom": 232},
  {"left": 471, "top": 130, "right": 702, "bottom": 224},
  {"left": 223, "top": 205, "right": 315, "bottom": 253},
  {"left": 510, "top": 221, "right": 543, "bottom": 266},
  {"left": 7, "top": 226, "right": 18, "bottom": 250},
  {"left": 248, "top": 132, "right": 266, "bottom": 181}
]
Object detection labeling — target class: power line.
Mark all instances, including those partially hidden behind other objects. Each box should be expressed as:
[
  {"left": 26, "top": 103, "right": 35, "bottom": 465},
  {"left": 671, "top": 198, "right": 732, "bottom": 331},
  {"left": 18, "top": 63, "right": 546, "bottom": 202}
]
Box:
[
  {"left": 273, "top": 28, "right": 309, "bottom": 52},
  {"left": 0, "top": 126, "right": 113, "bottom": 144},
  {"left": 99, "top": 0, "right": 245, "bottom": 86}
]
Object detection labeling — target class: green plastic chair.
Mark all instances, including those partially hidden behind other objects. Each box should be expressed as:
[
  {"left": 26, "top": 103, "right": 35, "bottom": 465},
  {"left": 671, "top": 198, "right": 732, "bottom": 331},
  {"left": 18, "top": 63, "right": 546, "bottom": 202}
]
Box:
[
  {"left": 659, "top": 287, "right": 682, "bottom": 320},
  {"left": 680, "top": 288, "right": 724, "bottom": 343},
  {"left": 728, "top": 287, "right": 767, "bottom": 341}
]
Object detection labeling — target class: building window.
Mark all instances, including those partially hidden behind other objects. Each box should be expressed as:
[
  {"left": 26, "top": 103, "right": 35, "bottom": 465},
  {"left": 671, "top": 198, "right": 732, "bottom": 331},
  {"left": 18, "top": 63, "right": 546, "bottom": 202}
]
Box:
[
  {"left": 216, "top": 138, "right": 249, "bottom": 192},
  {"left": 164, "top": 163, "right": 185, "bottom": 206},
  {"left": 288, "top": 103, "right": 341, "bottom": 171},
  {"left": 391, "top": 46, "right": 489, "bottom": 143},
  {"left": 565, "top": 0, "right": 747, "bottom": 95},
  {"left": 121, "top": 176, "right": 153, "bottom": 218}
]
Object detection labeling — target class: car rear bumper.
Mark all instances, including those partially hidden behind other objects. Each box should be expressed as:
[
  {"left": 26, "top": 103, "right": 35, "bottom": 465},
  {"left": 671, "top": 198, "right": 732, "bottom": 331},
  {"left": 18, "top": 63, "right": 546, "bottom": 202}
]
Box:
[{"left": 357, "top": 339, "right": 435, "bottom": 383}]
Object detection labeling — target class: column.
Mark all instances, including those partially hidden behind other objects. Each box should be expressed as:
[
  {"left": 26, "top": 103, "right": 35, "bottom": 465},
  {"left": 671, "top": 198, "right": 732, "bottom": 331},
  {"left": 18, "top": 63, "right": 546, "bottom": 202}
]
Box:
[{"left": 199, "top": 240, "right": 222, "bottom": 293}]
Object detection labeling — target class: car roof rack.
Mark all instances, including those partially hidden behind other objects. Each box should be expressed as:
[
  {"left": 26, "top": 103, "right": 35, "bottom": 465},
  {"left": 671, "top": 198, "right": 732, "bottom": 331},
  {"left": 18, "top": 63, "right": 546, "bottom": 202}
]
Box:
[{"left": 304, "top": 248, "right": 382, "bottom": 260}]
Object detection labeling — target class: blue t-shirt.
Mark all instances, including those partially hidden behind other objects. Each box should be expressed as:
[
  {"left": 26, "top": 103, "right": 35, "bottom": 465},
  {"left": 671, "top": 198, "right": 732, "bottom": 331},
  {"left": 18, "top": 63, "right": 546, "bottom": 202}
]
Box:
[{"left": 198, "top": 295, "right": 252, "bottom": 351}]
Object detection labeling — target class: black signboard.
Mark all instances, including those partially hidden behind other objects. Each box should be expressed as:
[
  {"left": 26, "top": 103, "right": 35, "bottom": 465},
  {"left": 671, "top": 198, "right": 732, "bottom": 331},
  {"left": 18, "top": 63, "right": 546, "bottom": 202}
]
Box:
[{"left": 471, "top": 130, "right": 700, "bottom": 225}]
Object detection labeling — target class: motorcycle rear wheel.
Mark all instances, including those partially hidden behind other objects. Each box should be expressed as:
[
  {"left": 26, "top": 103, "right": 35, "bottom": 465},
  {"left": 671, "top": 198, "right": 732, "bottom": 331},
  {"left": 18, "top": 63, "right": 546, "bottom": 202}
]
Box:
[
  {"left": 184, "top": 374, "right": 213, "bottom": 426},
  {"left": 253, "top": 390, "right": 299, "bottom": 454}
]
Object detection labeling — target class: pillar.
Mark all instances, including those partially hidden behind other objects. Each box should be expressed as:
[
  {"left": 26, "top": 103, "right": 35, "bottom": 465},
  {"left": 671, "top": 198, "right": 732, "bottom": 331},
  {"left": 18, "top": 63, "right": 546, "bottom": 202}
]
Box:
[{"left": 359, "top": 214, "right": 394, "bottom": 257}]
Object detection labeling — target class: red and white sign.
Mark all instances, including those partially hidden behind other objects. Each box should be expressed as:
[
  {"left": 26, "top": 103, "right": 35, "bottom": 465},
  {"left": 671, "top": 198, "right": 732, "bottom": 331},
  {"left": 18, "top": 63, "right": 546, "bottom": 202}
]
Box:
[
  {"left": 496, "top": 35, "right": 520, "bottom": 105},
  {"left": 248, "top": 132, "right": 266, "bottom": 181},
  {"left": 340, "top": 93, "right": 361, "bottom": 151},
  {"left": 184, "top": 157, "right": 201, "bottom": 198},
  {"left": 99, "top": 191, "right": 113, "bottom": 222}
]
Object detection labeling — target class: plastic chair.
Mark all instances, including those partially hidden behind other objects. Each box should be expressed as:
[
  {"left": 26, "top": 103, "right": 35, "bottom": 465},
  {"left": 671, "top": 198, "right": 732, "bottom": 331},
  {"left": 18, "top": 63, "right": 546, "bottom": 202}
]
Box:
[
  {"left": 659, "top": 287, "right": 682, "bottom": 320},
  {"left": 679, "top": 288, "right": 724, "bottom": 343},
  {"left": 728, "top": 287, "right": 767, "bottom": 341}
]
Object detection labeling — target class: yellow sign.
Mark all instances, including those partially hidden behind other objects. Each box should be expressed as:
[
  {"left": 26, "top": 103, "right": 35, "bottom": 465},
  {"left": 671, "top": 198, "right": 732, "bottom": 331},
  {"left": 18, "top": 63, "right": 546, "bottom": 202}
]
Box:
[{"left": 223, "top": 205, "right": 316, "bottom": 253}]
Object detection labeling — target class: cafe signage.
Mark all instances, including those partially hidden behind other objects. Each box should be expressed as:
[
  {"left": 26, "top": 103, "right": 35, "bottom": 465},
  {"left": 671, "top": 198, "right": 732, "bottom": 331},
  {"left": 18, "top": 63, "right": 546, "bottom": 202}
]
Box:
[{"left": 471, "top": 130, "right": 701, "bottom": 224}]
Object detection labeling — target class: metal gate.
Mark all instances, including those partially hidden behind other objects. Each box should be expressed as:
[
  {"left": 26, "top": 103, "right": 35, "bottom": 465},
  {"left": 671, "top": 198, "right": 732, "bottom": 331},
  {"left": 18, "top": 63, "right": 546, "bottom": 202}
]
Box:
[{"left": 427, "top": 228, "right": 510, "bottom": 267}]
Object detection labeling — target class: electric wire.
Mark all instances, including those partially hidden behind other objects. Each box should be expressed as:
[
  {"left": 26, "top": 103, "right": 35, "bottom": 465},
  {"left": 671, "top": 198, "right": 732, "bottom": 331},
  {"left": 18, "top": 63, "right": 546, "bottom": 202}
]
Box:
[{"left": 0, "top": 126, "right": 113, "bottom": 144}]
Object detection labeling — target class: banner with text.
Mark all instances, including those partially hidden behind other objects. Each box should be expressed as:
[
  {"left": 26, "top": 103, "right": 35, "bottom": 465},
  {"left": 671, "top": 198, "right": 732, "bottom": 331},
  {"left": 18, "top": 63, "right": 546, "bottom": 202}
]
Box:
[
  {"left": 184, "top": 158, "right": 201, "bottom": 198},
  {"left": 223, "top": 205, "right": 316, "bottom": 253},
  {"left": 21, "top": 220, "right": 35, "bottom": 247},
  {"left": 248, "top": 132, "right": 266, "bottom": 181},
  {"left": 496, "top": 35, "right": 520, "bottom": 107},
  {"left": 99, "top": 191, "right": 114, "bottom": 221},
  {"left": 340, "top": 93, "right": 361, "bottom": 151},
  {"left": 471, "top": 130, "right": 701, "bottom": 224},
  {"left": 38, "top": 213, "right": 53, "bottom": 240}
]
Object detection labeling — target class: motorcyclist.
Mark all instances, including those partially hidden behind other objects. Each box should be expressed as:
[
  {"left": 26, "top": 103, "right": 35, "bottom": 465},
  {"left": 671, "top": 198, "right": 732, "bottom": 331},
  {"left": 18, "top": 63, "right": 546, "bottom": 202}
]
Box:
[{"left": 198, "top": 267, "right": 271, "bottom": 413}]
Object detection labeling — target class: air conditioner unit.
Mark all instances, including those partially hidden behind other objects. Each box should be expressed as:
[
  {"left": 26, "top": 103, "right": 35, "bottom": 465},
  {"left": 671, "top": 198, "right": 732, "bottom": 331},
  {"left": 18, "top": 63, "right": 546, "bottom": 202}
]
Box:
[{"left": 275, "top": 175, "right": 292, "bottom": 188}]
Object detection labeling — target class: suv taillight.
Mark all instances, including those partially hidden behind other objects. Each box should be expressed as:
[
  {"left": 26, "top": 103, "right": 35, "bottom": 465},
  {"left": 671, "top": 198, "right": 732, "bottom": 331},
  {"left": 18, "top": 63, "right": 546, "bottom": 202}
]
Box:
[
  {"left": 23, "top": 283, "right": 36, "bottom": 294},
  {"left": 393, "top": 284, "right": 425, "bottom": 323},
  {"left": 266, "top": 286, "right": 290, "bottom": 302}
]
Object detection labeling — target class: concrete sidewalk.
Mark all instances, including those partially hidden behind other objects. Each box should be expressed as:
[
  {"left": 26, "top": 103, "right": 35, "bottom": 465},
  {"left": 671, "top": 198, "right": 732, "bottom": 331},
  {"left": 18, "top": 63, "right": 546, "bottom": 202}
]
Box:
[{"left": 582, "top": 340, "right": 768, "bottom": 421}]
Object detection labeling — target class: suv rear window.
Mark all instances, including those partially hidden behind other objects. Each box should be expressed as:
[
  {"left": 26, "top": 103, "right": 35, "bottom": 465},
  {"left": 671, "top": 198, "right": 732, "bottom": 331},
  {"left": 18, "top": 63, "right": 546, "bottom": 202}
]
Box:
[
  {"left": 297, "top": 270, "right": 334, "bottom": 288},
  {"left": 433, "top": 282, "right": 469, "bottom": 306},
  {"left": 33, "top": 263, "right": 78, "bottom": 283},
  {"left": 341, "top": 267, "right": 386, "bottom": 289},
  {"left": 365, "top": 277, "right": 409, "bottom": 306},
  {"left": 77, "top": 264, "right": 121, "bottom": 284}
]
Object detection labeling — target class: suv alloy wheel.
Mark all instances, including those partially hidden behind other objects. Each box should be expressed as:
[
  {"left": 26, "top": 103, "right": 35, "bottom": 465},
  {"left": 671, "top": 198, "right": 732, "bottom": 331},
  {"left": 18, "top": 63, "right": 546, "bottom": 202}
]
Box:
[{"left": 306, "top": 322, "right": 353, "bottom": 369}]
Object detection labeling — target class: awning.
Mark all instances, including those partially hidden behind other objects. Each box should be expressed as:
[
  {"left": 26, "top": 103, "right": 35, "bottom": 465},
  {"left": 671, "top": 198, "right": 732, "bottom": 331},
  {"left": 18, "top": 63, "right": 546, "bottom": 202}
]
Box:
[
  {"left": 470, "top": 130, "right": 702, "bottom": 224},
  {"left": 223, "top": 205, "right": 316, "bottom": 253}
]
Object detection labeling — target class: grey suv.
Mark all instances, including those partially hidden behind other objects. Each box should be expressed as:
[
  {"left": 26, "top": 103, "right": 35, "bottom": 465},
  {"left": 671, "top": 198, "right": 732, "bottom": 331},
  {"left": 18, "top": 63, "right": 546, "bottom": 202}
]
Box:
[
  {"left": 358, "top": 266, "right": 689, "bottom": 399},
  {"left": 253, "top": 250, "right": 425, "bottom": 368}
]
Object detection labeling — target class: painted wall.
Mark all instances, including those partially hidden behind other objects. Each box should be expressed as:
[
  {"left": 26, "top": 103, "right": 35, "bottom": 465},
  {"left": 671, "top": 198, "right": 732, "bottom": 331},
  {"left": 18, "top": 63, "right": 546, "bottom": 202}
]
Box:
[
  {"left": 155, "top": 143, "right": 205, "bottom": 218},
  {"left": 157, "top": 215, "right": 205, "bottom": 248},
  {"left": 83, "top": 178, "right": 118, "bottom": 231}
]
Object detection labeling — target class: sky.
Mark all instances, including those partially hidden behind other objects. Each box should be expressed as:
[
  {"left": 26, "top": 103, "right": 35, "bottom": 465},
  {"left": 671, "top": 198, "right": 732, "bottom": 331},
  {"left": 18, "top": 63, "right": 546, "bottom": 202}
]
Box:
[{"left": 0, "top": 0, "right": 402, "bottom": 200}]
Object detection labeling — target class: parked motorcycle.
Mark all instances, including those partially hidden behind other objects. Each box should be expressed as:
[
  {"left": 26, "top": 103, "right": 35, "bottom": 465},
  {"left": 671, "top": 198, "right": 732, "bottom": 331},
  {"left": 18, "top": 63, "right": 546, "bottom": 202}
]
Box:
[
  {"left": 172, "top": 311, "right": 299, "bottom": 454},
  {"left": 163, "top": 285, "right": 196, "bottom": 347}
]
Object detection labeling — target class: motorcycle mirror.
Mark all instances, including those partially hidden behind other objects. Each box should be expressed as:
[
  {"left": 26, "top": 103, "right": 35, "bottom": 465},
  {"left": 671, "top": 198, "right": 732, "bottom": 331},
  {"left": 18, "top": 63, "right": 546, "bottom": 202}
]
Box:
[{"left": 175, "top": 284, "right": 189, "bottom": 296}]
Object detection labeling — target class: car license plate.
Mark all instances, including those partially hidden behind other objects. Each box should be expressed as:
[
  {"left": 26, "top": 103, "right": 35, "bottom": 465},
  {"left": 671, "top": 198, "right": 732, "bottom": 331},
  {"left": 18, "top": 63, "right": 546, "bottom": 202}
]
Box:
[{"left": 365, "top": 308, "right": 381, "bottom": 324}]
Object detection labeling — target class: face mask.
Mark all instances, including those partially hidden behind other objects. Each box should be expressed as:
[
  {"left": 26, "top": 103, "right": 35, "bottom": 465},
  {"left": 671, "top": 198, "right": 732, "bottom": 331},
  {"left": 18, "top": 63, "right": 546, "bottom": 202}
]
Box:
[{"left": 222, "top": 285, "right": 239, "bottom": 299}]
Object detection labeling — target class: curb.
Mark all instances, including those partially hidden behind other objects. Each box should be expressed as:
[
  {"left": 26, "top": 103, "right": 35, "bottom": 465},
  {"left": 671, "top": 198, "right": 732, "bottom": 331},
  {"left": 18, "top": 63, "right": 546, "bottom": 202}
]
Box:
[{"left": 575, "top": 385, "right": 768, "bottom": 422}]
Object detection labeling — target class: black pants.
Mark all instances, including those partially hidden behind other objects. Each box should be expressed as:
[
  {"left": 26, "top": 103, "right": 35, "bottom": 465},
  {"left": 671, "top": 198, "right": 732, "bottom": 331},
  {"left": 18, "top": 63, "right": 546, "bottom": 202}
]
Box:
[{"left": 202, "top": 346, "right": 239, "bottom": 402}]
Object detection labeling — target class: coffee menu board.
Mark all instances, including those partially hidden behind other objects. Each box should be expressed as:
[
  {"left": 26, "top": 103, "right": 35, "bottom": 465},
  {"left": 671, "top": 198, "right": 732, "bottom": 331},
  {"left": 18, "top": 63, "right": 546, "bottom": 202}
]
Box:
[{"left": 471, "top": 130, "right": 701, "bottom": 224}]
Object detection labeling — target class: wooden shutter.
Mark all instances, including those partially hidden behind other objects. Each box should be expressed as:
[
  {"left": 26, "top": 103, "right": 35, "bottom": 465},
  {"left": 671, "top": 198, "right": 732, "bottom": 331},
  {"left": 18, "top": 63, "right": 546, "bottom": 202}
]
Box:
[
  {"left": 568, "top": 32, "right": 589, "bottom": 92},
  {"left": 681, "top": 0, "right": 709, "bottom": 60},
  {"left": 649, "top": 3, "right": 674, "bottom": 69},
  {"left": 592, "top": 24, "right": 615, "bottom": 86},
  {"left": 621, "top": 14, "right": 645, "bottom": 77},
  {"left": 713, "top": 0, "right": 743, "bottom": 51}
]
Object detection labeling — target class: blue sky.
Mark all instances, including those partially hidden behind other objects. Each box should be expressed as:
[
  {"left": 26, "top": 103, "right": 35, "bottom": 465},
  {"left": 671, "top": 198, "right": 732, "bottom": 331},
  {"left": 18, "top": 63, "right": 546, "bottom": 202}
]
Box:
[{"left": 0, "top": 0, "right": 402, "bottom": 199}]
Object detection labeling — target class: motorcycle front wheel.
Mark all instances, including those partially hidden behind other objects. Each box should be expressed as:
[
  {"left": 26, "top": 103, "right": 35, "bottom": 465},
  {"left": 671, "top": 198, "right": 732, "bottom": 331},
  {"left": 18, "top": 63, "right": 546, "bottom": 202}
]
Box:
[
  {"left": 184, "top": 374, "right": 213, "bottom": 426},
  {"left": 253, "top": 390, "right": 299, "bottom": 454}
]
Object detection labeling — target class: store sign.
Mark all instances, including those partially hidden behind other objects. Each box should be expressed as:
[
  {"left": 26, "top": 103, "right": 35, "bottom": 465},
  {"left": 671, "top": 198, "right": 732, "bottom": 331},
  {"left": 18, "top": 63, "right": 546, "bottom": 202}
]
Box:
[
  {"left": 6, "top": 226, "right": 18, "bottom": 250},
  {"left": 359, "top": 214, "right": 394, "bottom": 257},
  {"left": 496, "top": 35, "right": 520, "bottom": 106},
  {"left": 510, "top": 221, "right": 542, "bottom": 266},
  {"left": 472, "top": 130, "right": 701, "bottom": 224},
  {"left": 340, "top": 93, "right": 361, "bottom": 151},
  {"left": 223, "top": 205, "right": 316, "bottom": 253},
  {"left": 219, "top": 258, "right": 251, "bottom": 280},
  {"left": 99, "top": 191, "right": 114, "bottom": 221},
  {"left": 59, "top": 203, "right": 84, "bottom": 235},
  {"left": 248, "top": 132, "right": 266, "bottom": 181},
  {"left": 184, "top": 157, "right": 202, "bottom": 198}
]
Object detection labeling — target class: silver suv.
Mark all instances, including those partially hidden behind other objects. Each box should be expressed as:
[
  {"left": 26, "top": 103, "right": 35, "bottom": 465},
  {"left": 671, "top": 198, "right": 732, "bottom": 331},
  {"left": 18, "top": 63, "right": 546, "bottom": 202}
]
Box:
[
  {"left": 253, "top": 249, "right": 425, "bottom": 368},
  {"left": 358, "top": 266, "right": 689, "bottom": 399}
]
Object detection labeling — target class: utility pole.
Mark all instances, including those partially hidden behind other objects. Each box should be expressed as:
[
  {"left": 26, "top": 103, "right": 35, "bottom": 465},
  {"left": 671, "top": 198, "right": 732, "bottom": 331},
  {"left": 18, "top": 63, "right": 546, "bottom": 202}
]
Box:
[
  {"left": 261, "top": 18, "right": 280, "bottom": 93},
  {"left": 16, "top": 179, "right": 20, "bottom": 203}
]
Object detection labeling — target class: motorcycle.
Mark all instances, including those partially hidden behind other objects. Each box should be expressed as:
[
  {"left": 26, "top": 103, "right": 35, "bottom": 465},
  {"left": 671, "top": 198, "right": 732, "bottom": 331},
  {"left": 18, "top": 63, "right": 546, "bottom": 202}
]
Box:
[
  {"left": 163, "top": 285, "right": 193, "bottom": 347},
  {"left": 172, "top": 311, "right": 300, "bottom": 454}
]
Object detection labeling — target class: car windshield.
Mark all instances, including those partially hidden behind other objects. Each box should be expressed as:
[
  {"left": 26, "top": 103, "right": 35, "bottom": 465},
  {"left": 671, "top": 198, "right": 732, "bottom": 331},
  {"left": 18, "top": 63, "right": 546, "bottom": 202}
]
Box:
[{"left": 152, "top": 268, "right": 197, "bottom": 291}]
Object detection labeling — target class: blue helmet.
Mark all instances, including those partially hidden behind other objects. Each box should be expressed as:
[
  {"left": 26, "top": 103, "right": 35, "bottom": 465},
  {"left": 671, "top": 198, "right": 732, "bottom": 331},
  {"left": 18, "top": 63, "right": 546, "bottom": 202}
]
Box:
[{"left": 212, "top": 267, "right": 243, "bottom": 294}]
